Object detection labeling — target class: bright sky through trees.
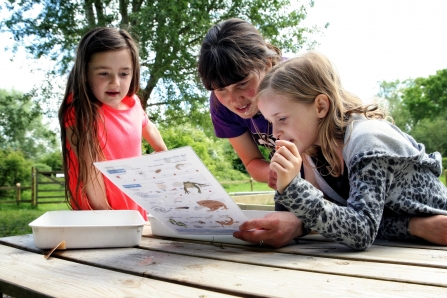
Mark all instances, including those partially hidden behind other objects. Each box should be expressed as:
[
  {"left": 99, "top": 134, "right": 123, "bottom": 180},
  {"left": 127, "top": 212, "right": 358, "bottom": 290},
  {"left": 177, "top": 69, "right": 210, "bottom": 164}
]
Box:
[{"left": 1, "top": 0, "right": 446, "bottom": 101}]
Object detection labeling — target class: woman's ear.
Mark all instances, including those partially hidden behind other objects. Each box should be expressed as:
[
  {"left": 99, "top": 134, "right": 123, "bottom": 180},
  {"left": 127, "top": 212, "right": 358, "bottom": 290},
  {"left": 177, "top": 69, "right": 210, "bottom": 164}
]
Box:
[
  {"left": 315, "top": 94, "right": 330, "bottom": 118},
  {"left": 265, "top": 59, "right": 273, "bottom": 72}
]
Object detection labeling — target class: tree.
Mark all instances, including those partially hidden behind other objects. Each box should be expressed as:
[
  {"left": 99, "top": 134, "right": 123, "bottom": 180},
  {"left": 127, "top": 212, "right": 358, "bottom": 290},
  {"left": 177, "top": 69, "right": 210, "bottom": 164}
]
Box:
[
  {"left": 402, "top": 69, "right": 447, "bottom": 126},
  {"left": 376, "top": 79, "right": 413, "bottom": 133},
  {"left": 0, "top": 89, "right": 58, "bottom": 159},
  {"left": 1, "top": 0, "right": 320, "bottom": 128},
  {"left": 0, "top": 149, "right": 32, "bottom": 188},
  {"left": 147, "top": 123, "right": 247, "bottom": 181},
  {"left": 411, "top": 117, "right": 447, "bottom": 156},
  {"left": 378, "top": 72, "right": 447, "bottom": 157}
]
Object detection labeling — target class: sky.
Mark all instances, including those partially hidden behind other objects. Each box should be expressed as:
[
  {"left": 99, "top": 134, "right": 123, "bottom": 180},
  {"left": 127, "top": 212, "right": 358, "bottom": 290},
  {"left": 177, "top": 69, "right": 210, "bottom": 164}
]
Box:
[
  {"left": 301, "top": 0, "right": 447, "bottom": 100},
  {"left": 1, "top": 0, "right": 447, "bottom": 100}
]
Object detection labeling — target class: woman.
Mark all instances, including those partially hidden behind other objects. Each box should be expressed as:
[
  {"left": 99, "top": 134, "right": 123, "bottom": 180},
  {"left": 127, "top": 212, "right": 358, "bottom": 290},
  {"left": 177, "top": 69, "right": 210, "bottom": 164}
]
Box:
[{"left": 198, "top": 18, "right": 310, "bottom": 246}]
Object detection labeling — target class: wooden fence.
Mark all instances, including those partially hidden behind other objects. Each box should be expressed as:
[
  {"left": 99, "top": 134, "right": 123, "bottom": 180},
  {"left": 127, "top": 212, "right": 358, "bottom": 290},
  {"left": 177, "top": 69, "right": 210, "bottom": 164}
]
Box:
[
  {"left": 0, "top": 183, "right": 32, "bottom": 205},
  {"left": 31, "top": 167, "right": 66, "bottom": 206},
  {"left": 220, "top": 177, "right": 254, "bottom": 191},
  {"left": 0, "top": 167, "right": 66, "bottom": 206}
]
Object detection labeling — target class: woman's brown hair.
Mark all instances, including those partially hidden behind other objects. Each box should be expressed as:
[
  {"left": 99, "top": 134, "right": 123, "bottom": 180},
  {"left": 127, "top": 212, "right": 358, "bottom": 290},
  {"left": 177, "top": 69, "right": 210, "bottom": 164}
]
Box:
[{"left": 198, "top": 18, "right": 282, "bottom": 91}]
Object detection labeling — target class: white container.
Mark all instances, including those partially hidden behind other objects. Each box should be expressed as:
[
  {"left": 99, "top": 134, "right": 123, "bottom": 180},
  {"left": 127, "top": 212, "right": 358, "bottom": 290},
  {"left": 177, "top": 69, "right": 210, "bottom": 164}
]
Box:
[
  {"left": 149, "top": 210, "right": 273, "bottom": 245},
  {"left": 29, "top": 210, "right": 146, "bottom": 249}
]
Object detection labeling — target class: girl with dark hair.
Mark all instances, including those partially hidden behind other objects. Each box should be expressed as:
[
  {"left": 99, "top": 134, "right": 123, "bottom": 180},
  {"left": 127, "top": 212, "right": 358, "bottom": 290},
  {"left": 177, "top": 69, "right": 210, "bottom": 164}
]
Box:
[{"left": 59, "top": 27, "right": 167, "bottom": 220}]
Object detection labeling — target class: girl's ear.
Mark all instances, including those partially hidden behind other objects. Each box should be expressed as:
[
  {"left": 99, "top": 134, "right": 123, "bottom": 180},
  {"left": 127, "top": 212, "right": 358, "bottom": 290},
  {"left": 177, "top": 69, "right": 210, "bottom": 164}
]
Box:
[{"left": 315, "top": 94, "right": 330, "bottom": 118}]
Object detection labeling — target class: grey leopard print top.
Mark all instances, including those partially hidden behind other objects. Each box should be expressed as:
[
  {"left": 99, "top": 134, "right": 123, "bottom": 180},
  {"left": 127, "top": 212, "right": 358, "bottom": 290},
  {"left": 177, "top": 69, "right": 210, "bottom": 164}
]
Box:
[{"left": 275, "top": 115, "right": 447, "bottom": 250}]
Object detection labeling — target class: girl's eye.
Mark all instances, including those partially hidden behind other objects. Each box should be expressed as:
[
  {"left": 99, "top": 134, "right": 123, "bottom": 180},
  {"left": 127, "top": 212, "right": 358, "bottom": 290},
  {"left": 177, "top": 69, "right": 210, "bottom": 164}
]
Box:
[
  {"left": 99, "top": 72, "right": 109, "bottom": 76},
  {"left": 279, "top": 117, "right": 286, "bottom": 122}
]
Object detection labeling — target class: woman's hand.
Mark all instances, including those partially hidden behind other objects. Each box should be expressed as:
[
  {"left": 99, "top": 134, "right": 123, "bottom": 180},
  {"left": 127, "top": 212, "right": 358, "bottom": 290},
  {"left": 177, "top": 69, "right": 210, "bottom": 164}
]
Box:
[
  {"left": 270, "top": 140, "right": 302, "bottom": 194},
  {"left": 233, "top": 211, "right": 304, "bottom": 248},
  {"left": 409, "top": 215, "right": 447, "bottom": 245},
  {"left": 267, "top": 169, "right": 277, "bottom": 190}
]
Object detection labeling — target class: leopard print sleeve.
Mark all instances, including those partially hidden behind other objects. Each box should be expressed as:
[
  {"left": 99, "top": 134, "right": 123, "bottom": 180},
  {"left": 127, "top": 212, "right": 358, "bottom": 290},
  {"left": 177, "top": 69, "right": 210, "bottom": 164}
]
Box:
[
  {"left": 275, "top": 172, "right": 384, "bottom": 250},
  {"left": 275, "top": 155, "right": 392, "bottom": 250},
  {"left": 377, "top": 216, "right": 414, "bottom": 240}
]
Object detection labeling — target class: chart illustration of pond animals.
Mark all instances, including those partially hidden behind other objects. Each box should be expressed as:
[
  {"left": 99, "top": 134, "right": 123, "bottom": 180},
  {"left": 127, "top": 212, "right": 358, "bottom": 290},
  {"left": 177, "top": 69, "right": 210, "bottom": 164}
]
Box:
[{"left": 94, "top": 146, "right": 248, "bottom": 235}]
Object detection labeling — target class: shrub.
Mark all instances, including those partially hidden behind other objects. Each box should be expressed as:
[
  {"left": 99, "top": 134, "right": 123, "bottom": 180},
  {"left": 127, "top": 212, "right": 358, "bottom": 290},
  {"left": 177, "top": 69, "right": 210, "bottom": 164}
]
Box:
[{"left": 146, "top": 123, "right": 247, "bottom": 181}]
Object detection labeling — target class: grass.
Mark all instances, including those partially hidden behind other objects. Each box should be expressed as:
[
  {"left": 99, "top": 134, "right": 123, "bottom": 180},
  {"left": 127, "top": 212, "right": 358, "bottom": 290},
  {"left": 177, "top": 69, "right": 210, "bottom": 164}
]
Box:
[
  {"left": 0, "top": 203, "right": 69, "bottom": 238},
  {"left": 440, "top": 175, "right": 446, "bottom": 186},
  {"left": 221, "top": 180, "right": 273, "bottom": 193}
]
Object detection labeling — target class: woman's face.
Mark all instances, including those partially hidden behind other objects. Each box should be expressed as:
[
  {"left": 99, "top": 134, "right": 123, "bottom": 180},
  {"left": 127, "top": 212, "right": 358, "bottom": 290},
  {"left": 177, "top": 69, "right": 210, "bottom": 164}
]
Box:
[{"left": 213, "top": 70, "right": 266, "bottom": 119}]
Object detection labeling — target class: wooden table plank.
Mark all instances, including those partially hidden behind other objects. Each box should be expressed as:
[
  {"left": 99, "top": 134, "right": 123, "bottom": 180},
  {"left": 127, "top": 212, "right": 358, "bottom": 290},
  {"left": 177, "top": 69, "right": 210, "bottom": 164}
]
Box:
[
  {"left": 34, "top": 245, "right": 447, "bottom": 297},
  {"left": 0, "top": 245, "right": 234, "bottom": 298},
  {"left": 4, "top": 234, "right": 447, "bottom": 288},
  {"left": 140, "top": 232, "right": 447, "bottom": 269},
  {"left": 136, "top": 237, "right": 447, "bottom": 287},
  {"left": 3, "top": 235, "right": 447, "bottom": 297},
  {"left": 301, "top": 233, "right": 447, "bottom": 251}
]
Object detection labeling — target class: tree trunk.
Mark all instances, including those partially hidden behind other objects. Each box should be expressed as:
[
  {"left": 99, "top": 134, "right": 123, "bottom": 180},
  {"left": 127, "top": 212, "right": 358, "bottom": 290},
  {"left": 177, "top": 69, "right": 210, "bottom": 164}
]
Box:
[
  {"left": 93, "top": 0, "right": 105, "bottom": 26},
  {"left": 119, "top": 0, "right": 129, "bottom": 26},
  {"left": 84, "top": 0, "right": 96, "bottom": 27},
  {"left": 141, "top": 75, "right": 158, "bottom": 109}
]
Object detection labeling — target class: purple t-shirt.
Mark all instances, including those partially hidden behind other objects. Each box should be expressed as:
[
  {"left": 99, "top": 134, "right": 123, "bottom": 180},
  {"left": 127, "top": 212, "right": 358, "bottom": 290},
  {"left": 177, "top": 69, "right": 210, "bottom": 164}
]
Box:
[{"left": 210, "top": 92, "right": 276, "bottom": 151}]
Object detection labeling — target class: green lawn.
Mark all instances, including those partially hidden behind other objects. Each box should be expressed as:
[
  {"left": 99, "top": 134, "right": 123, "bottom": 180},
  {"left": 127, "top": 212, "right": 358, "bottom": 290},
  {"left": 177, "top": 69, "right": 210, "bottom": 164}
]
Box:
[
  {"left": 0, "top": 203, "right": 69, "bottom": 238},
  {"left": 221, "top": 180, "right": 272, "bottom": 193}
]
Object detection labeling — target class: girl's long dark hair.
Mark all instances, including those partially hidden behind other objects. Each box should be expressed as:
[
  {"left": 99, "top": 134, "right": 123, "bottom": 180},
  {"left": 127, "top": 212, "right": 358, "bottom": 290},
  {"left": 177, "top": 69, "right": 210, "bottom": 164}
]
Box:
[{"left": 58, "top": 27, "right": 140, "bottom": 209}]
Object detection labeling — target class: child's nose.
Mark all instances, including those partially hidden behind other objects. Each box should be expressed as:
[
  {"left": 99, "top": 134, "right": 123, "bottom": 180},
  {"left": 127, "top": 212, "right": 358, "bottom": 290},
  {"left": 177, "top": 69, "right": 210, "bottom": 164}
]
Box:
[{"left": 109, "top": 75, "right": 120, "bottom": 86}]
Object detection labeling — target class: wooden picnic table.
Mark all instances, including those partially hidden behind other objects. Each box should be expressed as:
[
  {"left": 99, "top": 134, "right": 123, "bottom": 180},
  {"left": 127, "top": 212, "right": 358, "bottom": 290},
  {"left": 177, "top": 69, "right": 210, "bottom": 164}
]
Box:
[{"left": 1, "top": 221, "right": 447, "bottom": 297}]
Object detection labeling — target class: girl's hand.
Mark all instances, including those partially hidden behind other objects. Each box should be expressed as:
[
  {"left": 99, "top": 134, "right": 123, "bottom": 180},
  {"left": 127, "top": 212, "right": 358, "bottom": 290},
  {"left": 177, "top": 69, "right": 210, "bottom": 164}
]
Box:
[{"left": 270, "top": 140, "right": 302, "bottom": 194}]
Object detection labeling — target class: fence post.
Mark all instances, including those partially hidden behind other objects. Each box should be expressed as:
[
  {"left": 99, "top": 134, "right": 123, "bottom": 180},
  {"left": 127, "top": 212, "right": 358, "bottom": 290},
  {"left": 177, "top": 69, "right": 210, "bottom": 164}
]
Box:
[
  {"left": 31, "top": 167, "right": 36, "bottom": 207},
  {"left": 16, "top": 182, "right": 21, "bottom": 205},
  {"left": 250, "top": 177, "right": 253, "bottom": 192}
]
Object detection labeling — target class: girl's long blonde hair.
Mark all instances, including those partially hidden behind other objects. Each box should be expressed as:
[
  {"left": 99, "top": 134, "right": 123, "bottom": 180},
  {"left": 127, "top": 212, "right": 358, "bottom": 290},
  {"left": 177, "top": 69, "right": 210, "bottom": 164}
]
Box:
[
  {"left": 58, "top": 27, "right": 140, "bottom": 208},
  {"left": 257, "top": 51, "right": 386, "bottom": 177}
]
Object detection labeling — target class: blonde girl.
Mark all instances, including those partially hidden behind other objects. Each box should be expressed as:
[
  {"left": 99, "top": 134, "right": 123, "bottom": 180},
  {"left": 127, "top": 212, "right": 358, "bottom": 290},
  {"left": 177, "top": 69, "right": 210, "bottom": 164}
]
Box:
[
  {"left": 236, "top": 51, "right": 447, "bottom": 250},
  {"left": 59, "top": 27, "right": 167, "bottom": 220}
]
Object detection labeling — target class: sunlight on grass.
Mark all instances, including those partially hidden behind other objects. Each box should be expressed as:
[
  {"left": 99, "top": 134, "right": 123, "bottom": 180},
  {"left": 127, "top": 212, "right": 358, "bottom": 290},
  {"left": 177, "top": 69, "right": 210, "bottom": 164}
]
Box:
[{"left": 0, "top": 203, "right": 69, "bottom": 237}]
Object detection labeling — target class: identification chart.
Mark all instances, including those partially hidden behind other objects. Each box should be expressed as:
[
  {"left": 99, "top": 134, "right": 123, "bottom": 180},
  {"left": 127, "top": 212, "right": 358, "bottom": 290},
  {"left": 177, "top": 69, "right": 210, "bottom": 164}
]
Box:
[{"left": 94, "top": 146, "right": 248, "bottom": 235}]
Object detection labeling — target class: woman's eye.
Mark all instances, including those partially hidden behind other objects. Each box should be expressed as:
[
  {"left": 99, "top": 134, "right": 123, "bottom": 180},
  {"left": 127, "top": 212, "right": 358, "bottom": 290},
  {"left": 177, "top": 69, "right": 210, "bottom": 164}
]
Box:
[
  {"left": 279, "top": 117, "right": 286, "bottom": 122},
  {"left": 237, "top": 81, "right": 248, "bottom": 88}
]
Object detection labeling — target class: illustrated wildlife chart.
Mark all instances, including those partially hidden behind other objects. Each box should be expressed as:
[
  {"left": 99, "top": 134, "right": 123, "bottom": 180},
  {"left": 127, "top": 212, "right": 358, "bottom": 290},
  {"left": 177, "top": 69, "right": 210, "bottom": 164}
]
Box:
[{"left": 94, "top": 146, "right": 248, "bottom": 235}]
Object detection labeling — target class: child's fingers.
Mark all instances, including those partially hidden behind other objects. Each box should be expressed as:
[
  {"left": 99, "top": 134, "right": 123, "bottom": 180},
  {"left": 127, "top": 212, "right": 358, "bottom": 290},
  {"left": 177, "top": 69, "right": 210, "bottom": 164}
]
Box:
[
  {"left": 272, "top": 146, "right": 301, "bottom": 170},
  {"left": 275, "top": 140, "right": 300, "bottom": 156}
]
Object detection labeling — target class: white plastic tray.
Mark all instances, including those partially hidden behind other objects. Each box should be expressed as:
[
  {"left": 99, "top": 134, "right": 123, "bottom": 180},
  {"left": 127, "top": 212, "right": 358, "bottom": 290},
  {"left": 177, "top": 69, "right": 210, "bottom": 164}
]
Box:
[
  {"left": 149, "top": 210, "right": 274, "bottom": 245},
  {"left": 29, "top": 210, "right": 146, "bottom": 249}
]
